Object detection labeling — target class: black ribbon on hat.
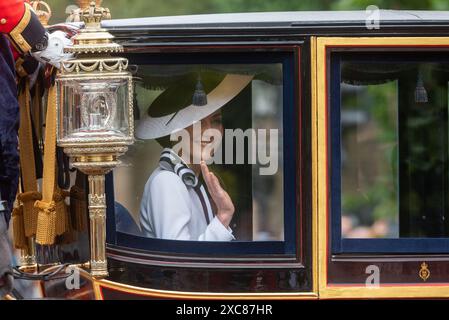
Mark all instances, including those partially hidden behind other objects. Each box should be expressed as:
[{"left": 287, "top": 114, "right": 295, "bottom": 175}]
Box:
[{"left": 192, "top": 76, "right": 207, "bottom": 106}]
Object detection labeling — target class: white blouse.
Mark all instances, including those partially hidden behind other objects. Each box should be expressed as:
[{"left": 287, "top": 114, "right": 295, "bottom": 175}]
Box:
[{"left": 140, "top": 167, "right": 235, "bottom": 241}]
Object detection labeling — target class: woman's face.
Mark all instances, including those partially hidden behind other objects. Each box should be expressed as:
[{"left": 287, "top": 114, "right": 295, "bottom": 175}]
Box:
[{"left": 185, "top": 109, "right": 223, "bottom": 163}]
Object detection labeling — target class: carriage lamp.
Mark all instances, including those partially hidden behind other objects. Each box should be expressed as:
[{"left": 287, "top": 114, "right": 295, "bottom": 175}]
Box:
[{"left": 56, "top": 1, "right": 133, "bottom": 278}]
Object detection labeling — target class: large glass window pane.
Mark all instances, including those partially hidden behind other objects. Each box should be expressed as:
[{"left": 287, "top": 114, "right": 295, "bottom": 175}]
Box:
[
  {"left": 113, "top": 63, "right": 284, "bottom": 242},
  {"left": 340, "top": 56, "right": 449, "bottom": 239}
]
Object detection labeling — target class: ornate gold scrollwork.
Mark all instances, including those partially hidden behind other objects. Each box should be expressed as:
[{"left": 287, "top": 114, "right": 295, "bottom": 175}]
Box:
[{"left": 61, "top": 58, "right": 128, "bottom": 75}]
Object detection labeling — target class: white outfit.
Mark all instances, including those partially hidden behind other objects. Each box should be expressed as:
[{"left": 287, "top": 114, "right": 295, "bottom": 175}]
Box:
[{"left": 140, "top": 167, "right": 235, "bottom": 241}]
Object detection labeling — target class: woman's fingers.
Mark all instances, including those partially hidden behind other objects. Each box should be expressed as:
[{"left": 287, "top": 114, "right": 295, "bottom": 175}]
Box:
[
  {"left": 200, "top": 162, "right": 235, "bottom": 223},
  {"left": 201, "top": 161, "right": 233, "bottom": 201},
  {"left": 201, "top": 161, "right": 216, "bottom": 195},
  {"left": 201, "top": 162, "right": 225, "bottom": 199},
  {"left": 210, "top": 172, "right": 234, "bottom": 214},
  {"left": 200, "top": 161, "right": 210, "bottom": 176}
]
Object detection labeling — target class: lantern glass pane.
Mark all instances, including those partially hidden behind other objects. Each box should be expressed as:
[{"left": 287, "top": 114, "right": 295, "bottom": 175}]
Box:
[{"left": 59, "top": 77, "right": 130, "bottom": 141}]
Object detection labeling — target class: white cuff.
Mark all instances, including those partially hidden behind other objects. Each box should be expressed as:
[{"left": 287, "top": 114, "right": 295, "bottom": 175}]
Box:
[{"left": 208, "top": 216, "right": 235, "bottom": 241}]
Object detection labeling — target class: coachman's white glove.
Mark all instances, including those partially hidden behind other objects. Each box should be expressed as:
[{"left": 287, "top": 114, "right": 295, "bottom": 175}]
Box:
[{"left": 31, "top": 30, "right": 74, "bottom": 69}]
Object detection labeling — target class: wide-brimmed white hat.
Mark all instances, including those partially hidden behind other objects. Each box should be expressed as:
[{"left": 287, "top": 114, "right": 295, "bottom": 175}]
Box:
[{"left": 135, "top": 73, "right": 253, "bottom": 140}]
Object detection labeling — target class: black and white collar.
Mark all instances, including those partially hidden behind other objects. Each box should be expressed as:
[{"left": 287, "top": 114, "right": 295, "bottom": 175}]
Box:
[{"left": 159, "top": 148, "right": 199, "bottom": 188}]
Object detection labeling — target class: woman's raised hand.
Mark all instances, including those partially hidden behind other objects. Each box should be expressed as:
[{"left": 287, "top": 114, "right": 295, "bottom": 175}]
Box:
[{"left": 200, "top": 161, "right": 235, "bottom": 228}]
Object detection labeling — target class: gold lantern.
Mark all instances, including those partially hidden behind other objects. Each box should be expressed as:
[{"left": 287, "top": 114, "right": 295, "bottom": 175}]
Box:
[{"left": 56, "top": 1, "right": 133, "bottom": 278}]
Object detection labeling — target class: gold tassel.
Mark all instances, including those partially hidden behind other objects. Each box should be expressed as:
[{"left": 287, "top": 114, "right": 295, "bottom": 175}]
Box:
[
  {"left": 35, "top": 200, "right": 57, "bottom": 245},
  {"left": 54, "top": 188, "right": 70, "bottom": 236},
  {"left": 17, "top": 191, "right": 42, "bottom": 237},
  {"left": 12, "top": 206, "right": 28, "bottom": 250}
]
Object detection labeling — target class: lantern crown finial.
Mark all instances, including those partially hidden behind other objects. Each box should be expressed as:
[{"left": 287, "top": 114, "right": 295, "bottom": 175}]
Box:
[
  {"left": 75, "top": 0, "right": 103, "bottom": 10},
  {"left": 81, "top": 1, "right": 111, "bottom": 28},
  {"left": 64, "top": 1, "right": 122, "bottom": 55}
]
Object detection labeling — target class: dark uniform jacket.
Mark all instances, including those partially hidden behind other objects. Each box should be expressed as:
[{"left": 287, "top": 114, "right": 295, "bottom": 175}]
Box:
[{"left": 0, "top": 0, "right": 46, "bottom": 224}]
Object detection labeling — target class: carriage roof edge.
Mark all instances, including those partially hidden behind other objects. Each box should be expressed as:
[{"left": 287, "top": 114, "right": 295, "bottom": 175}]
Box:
[{"left": 100, "top": 10, "right": 449, "bottom": 30}]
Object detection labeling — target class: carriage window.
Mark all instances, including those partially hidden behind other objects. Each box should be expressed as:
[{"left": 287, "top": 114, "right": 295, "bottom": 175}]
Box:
[
  {"left": 341, "top": 79, "right": 399, "bottom": 239},
  {"left": 333, "top": 52, "right": 449, "bottom": 252},
  {"left": 113, "top": 62, "right": 287, "bottom": 243}
]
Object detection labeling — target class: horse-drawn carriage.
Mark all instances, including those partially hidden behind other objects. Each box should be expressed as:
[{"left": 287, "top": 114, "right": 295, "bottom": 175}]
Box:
[{"left": 3, "top": 1, "right": 449, "bottom": 299}]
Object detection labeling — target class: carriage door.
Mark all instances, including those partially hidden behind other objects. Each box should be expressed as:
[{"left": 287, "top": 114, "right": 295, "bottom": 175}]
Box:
[
  {"left": 98, "top": 43, "right": 315, "bottom": 299},
  {"left": 313, "top": 36, "right": 449, "bottom": 298}
]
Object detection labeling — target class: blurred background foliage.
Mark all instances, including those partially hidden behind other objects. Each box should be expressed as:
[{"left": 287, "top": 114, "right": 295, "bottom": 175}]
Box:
[{"left": 48, "top": 0, "right": 449, "bottom": 24}]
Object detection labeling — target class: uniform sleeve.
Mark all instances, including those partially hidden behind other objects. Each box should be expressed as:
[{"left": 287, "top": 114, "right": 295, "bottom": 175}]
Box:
[
  {"left": 0, "top": 0, "right": 47, "bottom": 55},
  {"left": 140, "top": 171, "right": 233, "bottom": 241},
  {"left": 0, "top": 35, "right": 19, "bottom": 219}
]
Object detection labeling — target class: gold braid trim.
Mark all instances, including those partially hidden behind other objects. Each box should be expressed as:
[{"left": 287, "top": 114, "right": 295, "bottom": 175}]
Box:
[{"left": 8, "top": 3, "right": 32, "bottom": 54}]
